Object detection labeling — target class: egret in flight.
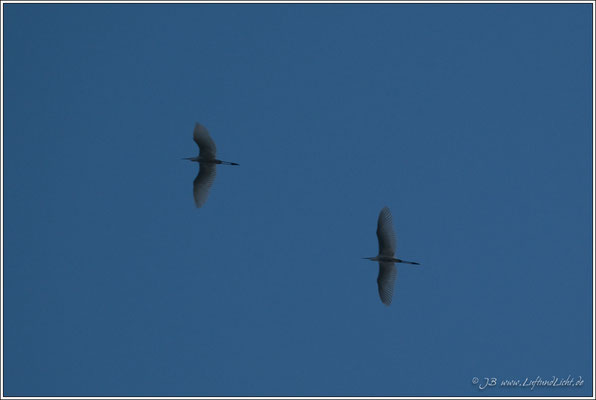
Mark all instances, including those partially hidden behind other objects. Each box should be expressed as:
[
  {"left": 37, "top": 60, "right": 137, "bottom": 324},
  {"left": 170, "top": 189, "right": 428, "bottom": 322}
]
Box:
[
  {"left": 183, "top": 122, "right": 239, "bottom": 208},
  {"left": 363, "top": 206, "right": 420, "bottom": 306}
]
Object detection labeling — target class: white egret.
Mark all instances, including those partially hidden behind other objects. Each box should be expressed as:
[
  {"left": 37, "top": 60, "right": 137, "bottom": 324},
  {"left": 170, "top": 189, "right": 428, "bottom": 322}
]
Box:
[
  {"left": 363, "top": 206, "right": 420, "bottom": 306},
  {"left": 183, "top": 122, "right": 238, "bottom": 208}
]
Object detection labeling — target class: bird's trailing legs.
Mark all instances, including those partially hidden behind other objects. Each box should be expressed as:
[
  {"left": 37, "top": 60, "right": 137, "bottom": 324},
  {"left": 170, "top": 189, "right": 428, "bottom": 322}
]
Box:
[
  {"left": 397, "top": 259, "right": 420, "bottom": 265},
  {"left": 217, "top": 160, "right": 239, "bottom": 166}
]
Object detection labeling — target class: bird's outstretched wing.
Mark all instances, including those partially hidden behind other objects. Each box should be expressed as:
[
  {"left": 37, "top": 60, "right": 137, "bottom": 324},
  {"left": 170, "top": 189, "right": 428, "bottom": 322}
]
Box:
[
  {"left": 193, "top": 163, "right": 217, "bottom": 208},
  {"left": 377, "top": 261, "right": 397, "bottom": 306},
  {"left": 193, "top": 123, "right": 217, "bottom": 159},
  {"left": 376, "top": 206, "right": 396, "bottom": 257}
]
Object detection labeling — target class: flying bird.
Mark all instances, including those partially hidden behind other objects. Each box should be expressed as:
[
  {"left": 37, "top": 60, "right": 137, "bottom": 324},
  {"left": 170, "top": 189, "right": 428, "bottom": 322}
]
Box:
[
  {"left": 183, "top": 122, "right": 239, "bottom": 207},
  {"left": 363, "top": 207, "right": 420, "bottom": 306}
]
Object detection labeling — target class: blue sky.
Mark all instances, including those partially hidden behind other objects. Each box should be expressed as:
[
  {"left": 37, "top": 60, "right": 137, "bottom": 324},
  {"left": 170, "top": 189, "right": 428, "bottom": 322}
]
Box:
[{"left": 3, "top": 2, "right": 593, "bottom": 397}]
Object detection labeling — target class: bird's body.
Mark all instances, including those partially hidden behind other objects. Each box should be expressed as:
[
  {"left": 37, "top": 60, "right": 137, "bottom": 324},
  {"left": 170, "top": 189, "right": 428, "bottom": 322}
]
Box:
[
  {"left": 183, "top": 157, "right": 238, "bottom": 165},
  {"left": 184, "top": 123, "right": 238, "bottom": 207},
  {"left": 363, "top": 206, "right": 420, "bottom": 306},
  {"left": 364, "top": 255, "right": 419, "bottom": 264}
]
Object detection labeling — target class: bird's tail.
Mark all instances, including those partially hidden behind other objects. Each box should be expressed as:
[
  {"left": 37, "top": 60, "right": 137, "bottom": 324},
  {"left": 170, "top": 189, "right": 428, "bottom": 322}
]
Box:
[
  {"left": 221, "top": 161, "right": 239, "bottom": 166},
  {"left": 401, "top": 261, "right": 420, "bottom": 265}
]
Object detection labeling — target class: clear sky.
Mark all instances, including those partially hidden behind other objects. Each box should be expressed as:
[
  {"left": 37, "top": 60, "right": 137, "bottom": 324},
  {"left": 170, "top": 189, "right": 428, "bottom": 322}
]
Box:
[{"left": 3, "top": 2, "right": 593, "bottom": 397}]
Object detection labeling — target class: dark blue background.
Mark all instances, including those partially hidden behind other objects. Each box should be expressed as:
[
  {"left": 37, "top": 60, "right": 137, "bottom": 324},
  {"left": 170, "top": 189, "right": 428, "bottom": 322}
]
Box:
[{"left": 3, "top": 3, "right": 593, "bottom": 396}]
